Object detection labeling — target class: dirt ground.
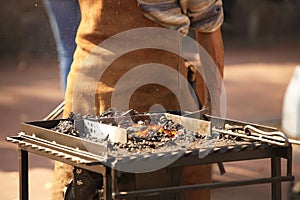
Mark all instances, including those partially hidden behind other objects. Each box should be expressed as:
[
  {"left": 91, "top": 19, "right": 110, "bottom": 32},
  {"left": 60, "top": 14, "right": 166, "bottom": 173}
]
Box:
[{"left": 1, "top": 37, "right": 300, "bottom": 199}]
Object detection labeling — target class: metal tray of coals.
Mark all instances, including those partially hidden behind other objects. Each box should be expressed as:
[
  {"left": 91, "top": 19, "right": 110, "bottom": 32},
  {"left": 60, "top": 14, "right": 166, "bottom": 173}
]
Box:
[
  {"left": 18, "top": 113, "right": 211, "bottom": 164},
  {"left": 15, "top": 113, "right": 212, "bottom": 172},
  {"left": 20, "top": 119, "right": 108, "bottom": 157},
  {"left": 20, "top": 113, "right": 211, "bottom": 143},
  {"left": 17, "top": 112, "right": 292, "bottom": 173}
]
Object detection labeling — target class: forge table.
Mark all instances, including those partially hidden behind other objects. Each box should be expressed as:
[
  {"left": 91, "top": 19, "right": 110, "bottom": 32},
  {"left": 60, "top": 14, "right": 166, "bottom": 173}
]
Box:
[{"left": 8, "top": 135, "right": 294, "bottom": 200}]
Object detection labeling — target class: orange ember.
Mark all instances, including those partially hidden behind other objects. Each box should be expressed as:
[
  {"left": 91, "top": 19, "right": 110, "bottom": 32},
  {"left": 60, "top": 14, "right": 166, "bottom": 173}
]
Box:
[{"left": 131, "top": 124, "right": 178, "bottom": 138}]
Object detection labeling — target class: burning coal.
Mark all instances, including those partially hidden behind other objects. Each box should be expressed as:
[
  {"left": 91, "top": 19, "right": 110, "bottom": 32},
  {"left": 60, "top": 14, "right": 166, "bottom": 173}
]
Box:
[{"left": 52, "top": 109, "right": 206, "bottom": 154}]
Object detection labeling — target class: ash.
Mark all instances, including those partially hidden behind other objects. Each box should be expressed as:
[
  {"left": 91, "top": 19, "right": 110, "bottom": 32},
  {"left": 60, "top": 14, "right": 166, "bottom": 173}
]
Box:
[
  {"left": 51, "top": 113, "right": 79, "bottom": 137},
  {"left": 99, "top": 108, "right": 139, "bottom": 118},
  {"left": 51, "top": 111, "right": 205, "bottom": 155},
  {"left": 51, "top": 110, "right": 253, "bottom": 157},
  {"left": 111, "top": 115, "right": 205, "bottom": 155}
]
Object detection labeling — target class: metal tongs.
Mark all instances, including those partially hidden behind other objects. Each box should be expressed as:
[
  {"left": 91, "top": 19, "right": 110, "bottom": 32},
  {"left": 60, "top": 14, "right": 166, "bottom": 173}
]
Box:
[{"left": 213, "top": 124, "right": 300, "bottom": 147}]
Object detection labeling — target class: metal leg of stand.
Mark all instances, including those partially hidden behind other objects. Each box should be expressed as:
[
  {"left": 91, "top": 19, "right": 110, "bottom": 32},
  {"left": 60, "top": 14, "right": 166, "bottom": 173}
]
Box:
[
  {"left": 271, "top": 156, "right": 281, "bottom": 200},
  {"left": 103, "top": 167, "right": 112, "bottom": 200},
  {"left": 19, "top": 150, "right": 29, "bottom": 200}
]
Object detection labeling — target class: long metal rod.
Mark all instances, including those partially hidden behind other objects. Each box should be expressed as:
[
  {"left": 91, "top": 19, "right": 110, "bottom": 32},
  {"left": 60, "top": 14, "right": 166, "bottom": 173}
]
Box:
[
  {"left": 288, "top": 138, "right": 300, "bottom": 145},
  {"left": 103, "top": 167, "right": 112, "bottom": 200},
  {"left": 19, "top": 150, "right": 28, "bottom": 200},
  {"left": 43, "top": 101, "right": 65, "bottom": 120},
  {"left": 112, "top": 176, "right": 294, "bottom": 199},
  {"left": 271, "top": 156, "right": 282, "bottom": 200},
  {"left": 287, "top": 145, "right": 293, "bottom": 176}
]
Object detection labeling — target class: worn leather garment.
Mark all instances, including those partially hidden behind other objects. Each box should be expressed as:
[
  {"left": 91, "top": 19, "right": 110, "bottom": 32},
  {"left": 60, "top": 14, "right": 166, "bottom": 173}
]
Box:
[{"left": 52, "top": 0, "right": 224, "bottom": 200}]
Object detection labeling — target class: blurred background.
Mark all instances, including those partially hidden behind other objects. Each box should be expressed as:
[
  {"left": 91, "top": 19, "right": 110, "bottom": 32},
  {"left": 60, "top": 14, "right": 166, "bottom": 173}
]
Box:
[{"left": 1, "top": 0, "right": 300, "bottom": 199}]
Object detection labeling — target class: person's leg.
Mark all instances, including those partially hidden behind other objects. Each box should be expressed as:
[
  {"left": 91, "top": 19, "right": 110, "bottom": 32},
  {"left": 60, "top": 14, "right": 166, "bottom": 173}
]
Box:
[{"left": 43, "top": 0, "right": 81, "bottom": 92}]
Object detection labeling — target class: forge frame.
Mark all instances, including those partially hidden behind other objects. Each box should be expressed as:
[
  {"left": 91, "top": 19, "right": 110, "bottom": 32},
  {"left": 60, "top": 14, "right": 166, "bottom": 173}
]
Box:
[{"left": 6, "top": 114, "right": 295, "bottom": 200}]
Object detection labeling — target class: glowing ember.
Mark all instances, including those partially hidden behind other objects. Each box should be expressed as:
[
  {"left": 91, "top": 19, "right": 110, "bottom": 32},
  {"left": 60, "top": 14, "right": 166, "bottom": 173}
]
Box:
[
  {"left": 126, "top": 124, "right": 178, "bottom": 138},
  {"left": 58, "top": 111, "right": 205, "bottom": 153}
]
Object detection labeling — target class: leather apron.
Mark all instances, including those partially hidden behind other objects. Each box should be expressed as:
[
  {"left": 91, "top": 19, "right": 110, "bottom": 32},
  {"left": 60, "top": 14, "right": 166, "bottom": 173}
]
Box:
[{"left": 52, "top": 0, "right": 224, "bottom": 199}]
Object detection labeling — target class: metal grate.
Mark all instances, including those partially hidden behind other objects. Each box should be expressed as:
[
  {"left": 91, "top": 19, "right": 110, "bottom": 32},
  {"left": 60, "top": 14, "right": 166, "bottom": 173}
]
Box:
[{"left": 6, "top": 113, "right": 296, "bottom": 200}]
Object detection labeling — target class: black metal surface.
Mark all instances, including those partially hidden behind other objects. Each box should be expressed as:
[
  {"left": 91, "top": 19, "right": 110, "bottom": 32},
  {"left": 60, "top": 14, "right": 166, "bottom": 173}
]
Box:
[
  {"left": 272, "top": 156, "right": 282, "bottom": 200},
  {"left": 19, "top": 150, "right": 28, "bottom": 200}
]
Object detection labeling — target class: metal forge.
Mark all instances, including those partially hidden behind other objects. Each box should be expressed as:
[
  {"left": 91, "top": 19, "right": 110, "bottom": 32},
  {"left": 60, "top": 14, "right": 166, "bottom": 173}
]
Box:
[{"left": 6, "top": 110, "right": 298, "bottom": 200}]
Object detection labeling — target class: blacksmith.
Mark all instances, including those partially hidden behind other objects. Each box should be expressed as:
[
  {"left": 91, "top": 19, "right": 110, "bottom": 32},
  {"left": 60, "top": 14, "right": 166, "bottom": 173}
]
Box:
[{"left": 52, "top": 0, "right": 224, "bottom": 199}]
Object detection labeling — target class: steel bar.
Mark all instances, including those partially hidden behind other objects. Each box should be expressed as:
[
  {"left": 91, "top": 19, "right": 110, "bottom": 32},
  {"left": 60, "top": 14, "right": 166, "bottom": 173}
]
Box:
[
  {"left": 287, "top": 145, "right": 293, "bottom": 176},
  {"left": 112, "top": 176, "right": 294, "bottom": 199},
  {"left": 217, "top": 162, "right": 226, "bottom": 175},
  {"left": 19, "top": 150, "right": 28, "bottom": 200},
  {"left": 271, "top": 156, "right": 282, "bottom": 200},
  {"left": 111, "top": 169, "right": 119, "bottom": 200},
  {"left": 288, "top": 138, "right": 300, "bottom": 145},
  {"left": 171, "top": 146, "right": 273, "bottom": 167},
  {"left": 103, "top": 167, "right": 112, "bottom": 200},
  {"left": 43, "top": 101, "right": 65, "bottom": 121}
]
